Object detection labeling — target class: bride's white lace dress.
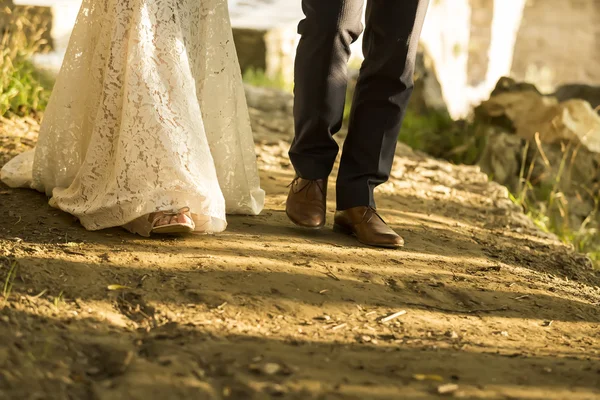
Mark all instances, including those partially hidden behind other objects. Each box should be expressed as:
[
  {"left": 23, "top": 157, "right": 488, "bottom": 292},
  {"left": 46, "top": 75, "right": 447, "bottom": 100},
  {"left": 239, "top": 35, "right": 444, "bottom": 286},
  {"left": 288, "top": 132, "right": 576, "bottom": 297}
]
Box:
[{"left": 0, "top": 0, "right": 265, "bottom": 235}]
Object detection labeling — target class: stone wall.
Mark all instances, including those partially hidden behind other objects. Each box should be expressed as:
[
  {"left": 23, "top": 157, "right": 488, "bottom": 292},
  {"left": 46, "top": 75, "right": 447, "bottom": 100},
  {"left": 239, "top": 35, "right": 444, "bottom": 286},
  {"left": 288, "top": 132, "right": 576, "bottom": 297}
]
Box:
[
  {"left": 511, "top": 0, "right": 600, "bottom": 93},
  {"left": 234, "top": 25, "right": 301, "bottom": 86}
]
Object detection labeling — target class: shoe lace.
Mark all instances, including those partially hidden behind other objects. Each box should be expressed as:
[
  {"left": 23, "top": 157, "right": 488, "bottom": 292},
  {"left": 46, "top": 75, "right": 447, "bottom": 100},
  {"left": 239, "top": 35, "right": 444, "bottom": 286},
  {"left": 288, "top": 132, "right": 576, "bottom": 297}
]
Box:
[
  {"left": 362, "top": 206, "right": 385, "bottom": 225},
  {"left": 288, "top": 177, "right": 325, "bottom": 199}
]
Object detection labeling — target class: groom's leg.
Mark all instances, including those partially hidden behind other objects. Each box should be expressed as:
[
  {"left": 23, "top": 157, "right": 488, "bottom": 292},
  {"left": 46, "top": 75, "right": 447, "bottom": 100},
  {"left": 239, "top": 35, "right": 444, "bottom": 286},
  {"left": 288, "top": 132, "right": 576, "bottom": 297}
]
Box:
[
  {"left": 336, "top": 0, "right": 429, "bottom": 209},
  {"left": 289, "top": 0, "right": 364, "bottom": 180}
]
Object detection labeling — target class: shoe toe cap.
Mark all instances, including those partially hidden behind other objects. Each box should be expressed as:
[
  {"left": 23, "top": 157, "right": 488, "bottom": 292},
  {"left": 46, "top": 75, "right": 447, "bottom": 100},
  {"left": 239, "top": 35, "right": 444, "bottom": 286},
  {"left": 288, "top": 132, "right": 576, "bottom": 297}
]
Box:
[{"left": 287, "top": 208, "right": 325, "bottom": 228}]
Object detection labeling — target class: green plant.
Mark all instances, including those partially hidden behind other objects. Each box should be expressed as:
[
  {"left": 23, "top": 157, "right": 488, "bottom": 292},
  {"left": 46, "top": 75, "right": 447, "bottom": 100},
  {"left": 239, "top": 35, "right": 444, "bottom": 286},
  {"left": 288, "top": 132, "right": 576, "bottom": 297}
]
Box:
[
  {"left": 53, "top": 290, "right": 64, "bottom": 310},
  {"left": 2, "top": 260, "right": 18, "bottom": 304},
  {"left": 0, "top": 6, "right": 52, "bottom": 117},
  {"left": 396, "top": 110, "right": 487, "bottom": 165},
  {"left": 509, "top": 137, "right": 600, "bottom": 268},
  {"left": 242, "top": 68, "right": 289, "bottom": 91}
]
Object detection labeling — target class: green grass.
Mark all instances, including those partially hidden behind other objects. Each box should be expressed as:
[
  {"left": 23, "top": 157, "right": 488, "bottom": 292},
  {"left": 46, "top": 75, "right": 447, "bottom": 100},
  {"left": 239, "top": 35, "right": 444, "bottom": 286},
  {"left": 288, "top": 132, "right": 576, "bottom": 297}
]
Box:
[
  {"left": 242, "top": 68, "right": 289, "bottom": 92},
  {"left": 398, "top": 111, "right": 487, "bottom": 165},
  {"left": 53, "top": 290, "right": 64, "bottom": 310},
  {"left": 0, "top": 6, "right": 53, "bottom": 117},
  {"left": 2, "top": 260, "right": 18, "bottom": 305},
  {"left": 509, "top": 139, "right": 600, "bottom": 267}
]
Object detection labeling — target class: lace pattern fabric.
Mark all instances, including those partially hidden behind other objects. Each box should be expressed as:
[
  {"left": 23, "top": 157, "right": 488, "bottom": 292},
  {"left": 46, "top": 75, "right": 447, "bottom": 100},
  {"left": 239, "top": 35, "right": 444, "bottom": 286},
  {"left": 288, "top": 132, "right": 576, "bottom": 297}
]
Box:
[{"left": 1, "top": 0, "right": 265, "bottom": 234}]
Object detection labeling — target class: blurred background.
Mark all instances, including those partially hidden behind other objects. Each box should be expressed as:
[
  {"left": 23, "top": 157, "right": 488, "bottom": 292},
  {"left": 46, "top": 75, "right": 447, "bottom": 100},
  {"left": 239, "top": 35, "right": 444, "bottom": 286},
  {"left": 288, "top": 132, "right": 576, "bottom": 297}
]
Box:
[{"left": 1, "top": 0, "right": 600, "bottom": 264}]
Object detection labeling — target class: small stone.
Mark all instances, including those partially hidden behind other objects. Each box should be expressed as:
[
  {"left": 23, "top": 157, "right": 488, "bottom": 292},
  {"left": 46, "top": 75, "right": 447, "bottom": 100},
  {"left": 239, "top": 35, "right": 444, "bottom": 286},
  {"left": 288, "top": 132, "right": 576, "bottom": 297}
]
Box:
[
  {"left": 446, "top": 330, "right": 459, "bottom": 339},
  {"left": 265, "top": 383, "right": 287, "bottom": 396},
  {"left": 100, "top": 379, "right": 114, "bottom": 388},
  {"left": 192, "top": 368, "right": 206, "bottom": 379},
  {"left": 86, "top": 367, "right": 101, "bottom": 376},
  {"left": 157, "top": 356, "right": 173, "bottom": 366},
  {"left": 437, "top": 383, "right": 459, "bottom": 394},
  {"left": 262, "top": 363, "right": 282, "bottom": 375},
  {"left": 314, "top": 315, "right": 331, "bottom": 321}
]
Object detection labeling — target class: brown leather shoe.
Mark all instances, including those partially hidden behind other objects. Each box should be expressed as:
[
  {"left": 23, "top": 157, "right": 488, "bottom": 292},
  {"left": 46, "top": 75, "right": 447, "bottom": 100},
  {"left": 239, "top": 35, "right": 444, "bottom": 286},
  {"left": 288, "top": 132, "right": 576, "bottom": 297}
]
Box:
[
  {"left": 286, "top": 177, "right": 327, "bottom": 229},
  {"left": 334, "top": 206, "right": 404, "bottom": 248}
]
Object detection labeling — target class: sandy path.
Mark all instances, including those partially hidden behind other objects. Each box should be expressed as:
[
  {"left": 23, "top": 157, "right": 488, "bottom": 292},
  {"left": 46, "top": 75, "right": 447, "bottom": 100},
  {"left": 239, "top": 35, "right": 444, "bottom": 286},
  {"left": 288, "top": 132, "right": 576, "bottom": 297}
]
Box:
[{"left": 1, "top": 91, "right": 599, "bottom": 399}]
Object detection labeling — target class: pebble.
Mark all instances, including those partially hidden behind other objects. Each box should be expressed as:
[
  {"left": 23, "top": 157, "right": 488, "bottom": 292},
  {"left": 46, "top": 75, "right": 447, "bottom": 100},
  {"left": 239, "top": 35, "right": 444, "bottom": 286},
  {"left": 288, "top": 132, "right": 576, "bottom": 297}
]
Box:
[
  {"left": 262, "top": 363, "right": 282, "bottom": 375},
  {"left": 437, "top": 383, "right": 459, "bottom": 394}
]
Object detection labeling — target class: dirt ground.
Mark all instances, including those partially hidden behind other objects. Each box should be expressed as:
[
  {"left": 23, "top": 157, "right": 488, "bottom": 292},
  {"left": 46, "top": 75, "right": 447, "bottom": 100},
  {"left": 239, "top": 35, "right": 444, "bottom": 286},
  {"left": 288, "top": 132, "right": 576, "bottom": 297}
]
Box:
[{"left": 1, "top": 93, "right": 600, "bottom": 400}]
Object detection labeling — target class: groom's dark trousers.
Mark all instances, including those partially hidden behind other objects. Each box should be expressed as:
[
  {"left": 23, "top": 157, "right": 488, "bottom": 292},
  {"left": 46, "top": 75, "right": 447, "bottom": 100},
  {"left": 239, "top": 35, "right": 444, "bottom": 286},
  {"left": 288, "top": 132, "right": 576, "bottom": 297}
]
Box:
[{"left": 289, "top": 0, "right": 429, "bottom": 210}]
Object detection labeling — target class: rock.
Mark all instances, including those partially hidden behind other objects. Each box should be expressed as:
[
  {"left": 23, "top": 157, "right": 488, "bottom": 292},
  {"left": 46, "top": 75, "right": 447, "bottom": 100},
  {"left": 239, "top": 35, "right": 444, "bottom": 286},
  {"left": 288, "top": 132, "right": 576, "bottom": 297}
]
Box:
[
  {"left": 445, "top": 330, "right": 459, "bottom": 340},
  {"left": 477, "top": 78, "right": 600, "bottom": 159},
  {"left": 84, "top": 343, "right": 134, "bottom": 378},
  {"left": 490, "top": 76, "right": 542, "bottom": 97},
  {"left": 264, "top": 383, "right": 287, "bottom": 396},
  {"left": 478, "top": 130, "right": 524, "bottom": 193},
  {"left": 262, "top": 363, "right": 282, "bottom": 376},
  {"left": 411, "top": 48, "right": 450, "bottom": 116},
  {"left": 437, "top": 383, "right": 459, "bottom": 395},
  {"left": 232, "top": 25, "right": 298, "bottom": 86},
  {"left": 553, "top": 84, "right": 600, "bottom": 110},
  {"left": 476, "top": 77, "right": 600, "bottom": 248},
  {"left": 244, "top": 84, "right": 293, "bottom": 113},
  {"left": 249, "top": 362, "right": 292, "bottom": 376}
]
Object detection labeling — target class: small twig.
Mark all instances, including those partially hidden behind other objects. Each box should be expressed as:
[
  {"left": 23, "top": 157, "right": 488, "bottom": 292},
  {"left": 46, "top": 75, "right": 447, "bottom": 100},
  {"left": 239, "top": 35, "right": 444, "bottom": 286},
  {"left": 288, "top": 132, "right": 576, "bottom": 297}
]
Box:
[
  {"left": 63, "top": 250, "right": 86, "bottom": 256},
  {"left": 380, "top": 310, "right": 407, "bottom": 323},
  {"left": 399, "top": 301, "right": 508, "bottom": 315},
  {"left": 185, "top": 256, "right": 214, "bottom": 259},
  {"left": 330, "top": 323, "right": 347, "bottom": 331},
  {"left": 534, "top": 132, "right": 551, "bottom": 168},
  {"left": 321, "top": 264, "right": 340, "bottom": 281},
  {"left": 29, "top": 288, "right": 47, "bottom": 299}
]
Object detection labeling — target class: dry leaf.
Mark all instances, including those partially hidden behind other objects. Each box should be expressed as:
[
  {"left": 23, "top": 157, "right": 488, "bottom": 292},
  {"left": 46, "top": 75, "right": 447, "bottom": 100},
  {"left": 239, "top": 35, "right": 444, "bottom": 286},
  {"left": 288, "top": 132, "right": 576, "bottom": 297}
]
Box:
[
  {"left": 413, "top": 374, "right": 444, "bottom": 382},
  {"left": 107, "top": 284, "right": 131, "bottom": 291}
]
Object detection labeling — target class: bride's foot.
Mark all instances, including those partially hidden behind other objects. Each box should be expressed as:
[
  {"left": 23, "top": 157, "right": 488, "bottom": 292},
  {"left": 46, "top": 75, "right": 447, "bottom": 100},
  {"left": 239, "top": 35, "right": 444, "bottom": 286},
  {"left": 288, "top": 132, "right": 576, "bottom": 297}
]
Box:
[{"left": 150, "top": 207, "right": 195, "bottom": 234}]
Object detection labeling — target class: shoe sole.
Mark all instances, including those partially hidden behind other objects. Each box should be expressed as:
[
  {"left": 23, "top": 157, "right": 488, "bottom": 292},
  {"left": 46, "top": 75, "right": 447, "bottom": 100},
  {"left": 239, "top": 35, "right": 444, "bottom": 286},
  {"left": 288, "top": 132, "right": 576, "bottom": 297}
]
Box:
[
  {"left": 286, "top": 211, "right": 325, "bottom": 230},
  {"left": 333, "top": 223, "right": 403, "bottom": 249},
  {"left": 151, "top": 223, "right": 195, "bottom": 235}
]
